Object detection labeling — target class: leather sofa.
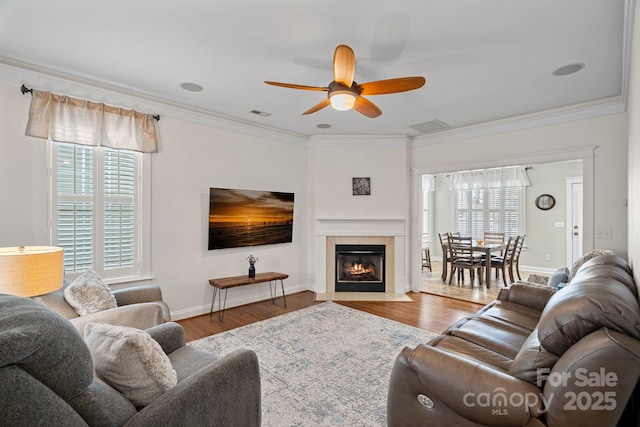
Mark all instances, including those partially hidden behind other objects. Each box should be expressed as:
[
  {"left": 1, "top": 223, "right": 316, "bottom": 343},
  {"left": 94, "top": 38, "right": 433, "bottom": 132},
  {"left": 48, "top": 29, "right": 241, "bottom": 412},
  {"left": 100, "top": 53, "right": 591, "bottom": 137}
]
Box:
[
  {"left": 0, "top": 294, "right": 261, "bottom": 426},
  {"left": 33, "top": 282, "right": 171, "bottom": 336},
  {"left": 388, "top": 255, "right": 640, "bottom": 427}
]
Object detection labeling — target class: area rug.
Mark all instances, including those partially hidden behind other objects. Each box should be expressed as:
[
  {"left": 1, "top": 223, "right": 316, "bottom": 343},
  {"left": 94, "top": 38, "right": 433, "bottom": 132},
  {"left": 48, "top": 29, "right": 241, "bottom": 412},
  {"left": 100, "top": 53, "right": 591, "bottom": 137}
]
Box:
[{"left": 190, "top": 301, "right": 438, "bottom": 426}]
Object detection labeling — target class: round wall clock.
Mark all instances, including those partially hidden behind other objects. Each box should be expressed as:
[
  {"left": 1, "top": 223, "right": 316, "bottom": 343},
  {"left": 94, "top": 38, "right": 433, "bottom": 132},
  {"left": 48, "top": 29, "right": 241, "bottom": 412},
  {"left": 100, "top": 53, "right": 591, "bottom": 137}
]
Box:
[{"left": 535, "top": 194, "right": 555, "bottom": 210}]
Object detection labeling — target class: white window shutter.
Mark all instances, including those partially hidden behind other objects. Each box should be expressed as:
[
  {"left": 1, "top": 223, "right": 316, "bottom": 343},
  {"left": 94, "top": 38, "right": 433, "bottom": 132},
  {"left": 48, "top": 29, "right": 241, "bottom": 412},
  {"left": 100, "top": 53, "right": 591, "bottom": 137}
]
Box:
[{"left": 52, "top": 142, "right": 148, "bottom": 281}]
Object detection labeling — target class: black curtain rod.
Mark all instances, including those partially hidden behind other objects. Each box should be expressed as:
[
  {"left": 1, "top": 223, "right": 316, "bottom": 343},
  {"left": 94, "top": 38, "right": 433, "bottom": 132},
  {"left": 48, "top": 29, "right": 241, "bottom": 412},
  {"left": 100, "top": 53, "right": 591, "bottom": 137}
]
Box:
[{"left": 20, "top": 84, "right": 160, "bottom": 121}]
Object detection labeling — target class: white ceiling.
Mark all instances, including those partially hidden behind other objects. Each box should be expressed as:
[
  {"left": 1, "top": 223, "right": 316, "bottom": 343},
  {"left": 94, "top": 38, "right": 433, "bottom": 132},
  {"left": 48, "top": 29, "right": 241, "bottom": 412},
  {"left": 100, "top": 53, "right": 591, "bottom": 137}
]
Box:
[{"left": 0, "top": 0, "right": 632, "bottom": 139}]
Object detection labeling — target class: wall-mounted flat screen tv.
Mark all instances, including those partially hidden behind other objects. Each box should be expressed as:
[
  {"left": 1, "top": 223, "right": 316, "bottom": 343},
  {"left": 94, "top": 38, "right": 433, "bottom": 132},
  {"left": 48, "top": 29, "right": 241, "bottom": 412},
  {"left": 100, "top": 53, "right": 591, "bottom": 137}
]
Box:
[{"left": 208, "top": 187, "right": 295, "bottom": 250}]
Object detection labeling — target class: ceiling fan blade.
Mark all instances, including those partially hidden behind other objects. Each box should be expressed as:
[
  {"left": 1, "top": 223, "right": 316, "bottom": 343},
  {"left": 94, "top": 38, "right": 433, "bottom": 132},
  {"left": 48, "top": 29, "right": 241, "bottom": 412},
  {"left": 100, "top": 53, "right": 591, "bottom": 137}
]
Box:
[
  {"left": 353, "top": 96, "right": 382, "bottom": 118},
  {"left": 264, "top": 81, "right": 328, "bottom": 91},
  {"left": 359, "top": 76, "right": 426, "bottom": 95},
  {"left": 302, "top": 98, "right": 331, "bottom": 115},
  {"left": 333, "top": 45, "right": 356, "bottom": 87}
]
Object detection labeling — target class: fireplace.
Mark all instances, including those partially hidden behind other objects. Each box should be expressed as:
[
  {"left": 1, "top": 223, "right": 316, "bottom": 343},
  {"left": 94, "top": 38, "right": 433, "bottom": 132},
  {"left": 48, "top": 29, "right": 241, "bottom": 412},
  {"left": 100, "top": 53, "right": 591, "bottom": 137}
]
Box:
[{"left": 335, "top": 244, "right": 385, "bottom": 292}]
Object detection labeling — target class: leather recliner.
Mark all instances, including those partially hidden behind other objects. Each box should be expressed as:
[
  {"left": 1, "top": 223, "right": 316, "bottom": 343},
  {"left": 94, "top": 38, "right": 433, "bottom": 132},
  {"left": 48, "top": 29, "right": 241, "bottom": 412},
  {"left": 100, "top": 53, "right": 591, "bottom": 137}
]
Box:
[{"left": 387, "top": 255, "right": 640, "bottom": 427}]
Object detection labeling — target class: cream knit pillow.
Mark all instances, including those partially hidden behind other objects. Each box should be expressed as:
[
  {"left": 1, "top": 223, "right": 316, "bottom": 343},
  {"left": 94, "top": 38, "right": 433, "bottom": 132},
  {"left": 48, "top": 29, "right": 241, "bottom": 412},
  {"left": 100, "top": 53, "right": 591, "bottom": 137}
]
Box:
[
  {"left": 64, "top": 269, "right": 117, "bottom": 316},
  {"left": 84, "top": 322, "right": 177, "bottom": 407}
]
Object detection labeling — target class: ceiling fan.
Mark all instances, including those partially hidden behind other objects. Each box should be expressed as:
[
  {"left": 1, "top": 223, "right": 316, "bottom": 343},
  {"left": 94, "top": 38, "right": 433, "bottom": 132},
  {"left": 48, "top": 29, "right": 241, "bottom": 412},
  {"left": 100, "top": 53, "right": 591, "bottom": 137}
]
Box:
[{"left": 264, "top": 44, "right": 425, "bottom": 118}]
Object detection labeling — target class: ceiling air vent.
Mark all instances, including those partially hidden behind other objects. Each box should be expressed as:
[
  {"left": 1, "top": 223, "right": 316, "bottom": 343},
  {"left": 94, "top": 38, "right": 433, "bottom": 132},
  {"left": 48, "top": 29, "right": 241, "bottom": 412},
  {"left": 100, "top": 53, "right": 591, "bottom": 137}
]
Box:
[
  {"left": 410, "top": 119, "right": 450, "bottom": 134},
  {"left": 249, "top": 109, "right": 272, "bottom": 117}
]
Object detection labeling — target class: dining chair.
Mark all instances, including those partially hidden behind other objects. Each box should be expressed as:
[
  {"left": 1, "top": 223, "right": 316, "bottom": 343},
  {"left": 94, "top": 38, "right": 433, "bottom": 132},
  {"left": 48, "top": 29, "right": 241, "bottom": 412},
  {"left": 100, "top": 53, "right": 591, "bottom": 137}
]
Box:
[
  {"left": 488, "top": 236, "right": 519, "bottom": 286},
  {"left": 483, "top": 231, "right": 505, "bottom": 245},
  {"left": 483, "top": 231, "right": 506, "bottom": 278},
  {"left": 511, "top": 234, "right": 526, "bottom": 281},
  {"left": 422, "top": 247, "right": 432, "bottom": 272},
  {"left": 437, "top": 233, "right": 451, "bottom": 281},
  {"left": 447, "top": 234, "right": 485, "bottom": 286}
]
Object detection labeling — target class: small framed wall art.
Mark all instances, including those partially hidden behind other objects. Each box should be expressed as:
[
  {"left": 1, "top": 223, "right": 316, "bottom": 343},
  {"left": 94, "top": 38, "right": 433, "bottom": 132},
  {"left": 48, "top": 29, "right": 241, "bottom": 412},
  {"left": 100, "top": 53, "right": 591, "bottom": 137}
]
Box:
[{"left": 352, "top": 177, "right": 371, "bottom": 196}]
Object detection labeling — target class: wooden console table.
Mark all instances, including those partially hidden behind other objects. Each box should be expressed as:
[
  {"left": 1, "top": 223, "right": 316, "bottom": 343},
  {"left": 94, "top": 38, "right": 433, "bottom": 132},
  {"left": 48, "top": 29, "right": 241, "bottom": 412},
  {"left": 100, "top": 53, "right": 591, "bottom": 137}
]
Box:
[{"left": 208, "top": 272, "right": 288, "bottom": 321}]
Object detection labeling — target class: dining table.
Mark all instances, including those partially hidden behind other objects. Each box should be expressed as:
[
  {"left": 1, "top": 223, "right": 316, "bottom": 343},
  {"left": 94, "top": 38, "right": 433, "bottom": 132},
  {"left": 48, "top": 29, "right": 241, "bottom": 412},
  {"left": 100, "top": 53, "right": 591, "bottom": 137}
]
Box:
[{"left": 441, "top": 241, "right": 507, "bottom": 288}]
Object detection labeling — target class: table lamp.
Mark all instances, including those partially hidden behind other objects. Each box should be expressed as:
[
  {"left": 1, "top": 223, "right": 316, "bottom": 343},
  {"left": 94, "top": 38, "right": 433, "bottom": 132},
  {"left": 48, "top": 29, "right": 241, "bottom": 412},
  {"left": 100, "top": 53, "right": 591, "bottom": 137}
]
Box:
[{"left": 0, "top": 246, "right": 64, "bottom": 297}]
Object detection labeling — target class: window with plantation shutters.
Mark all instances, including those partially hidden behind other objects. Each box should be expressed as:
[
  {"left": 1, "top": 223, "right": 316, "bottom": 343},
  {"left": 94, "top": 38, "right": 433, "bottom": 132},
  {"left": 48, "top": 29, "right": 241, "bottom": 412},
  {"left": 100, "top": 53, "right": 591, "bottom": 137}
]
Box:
[
  {"left": 103, "top": 149, "right": 135, "bottom": 269},
  {"left": 51, "top": 142, "right": 150, "bottom": 281},
  {"left": 449, "top": 167, "right": 529, "bottom": 239},
  {"left": 421, "top": 175, "right": 435, "bottom": 246},
  {"left": 452, "top": 187, "right": 525, "bottom": 239},
  {"left": 56, "top": 143, "right": 94, "bottom": 272}
]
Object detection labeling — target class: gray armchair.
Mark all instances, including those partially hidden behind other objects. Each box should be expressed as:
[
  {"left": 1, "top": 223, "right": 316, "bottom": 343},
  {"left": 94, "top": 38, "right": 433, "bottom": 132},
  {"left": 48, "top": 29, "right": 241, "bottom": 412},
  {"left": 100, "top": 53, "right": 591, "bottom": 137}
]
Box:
[
  {"left": 0, "top": 294, "right": 261, "bottom": 427},
  {"left": 33, "top": 281, "right": 171, "bottom": 336}
]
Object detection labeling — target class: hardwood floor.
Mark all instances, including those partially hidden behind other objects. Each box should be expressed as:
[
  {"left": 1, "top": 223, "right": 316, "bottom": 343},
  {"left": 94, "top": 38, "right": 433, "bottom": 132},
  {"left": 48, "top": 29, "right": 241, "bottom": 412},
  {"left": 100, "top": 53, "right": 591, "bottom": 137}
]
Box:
[{"left": 176, "top": 290, "right": 485, "bottom": 342}]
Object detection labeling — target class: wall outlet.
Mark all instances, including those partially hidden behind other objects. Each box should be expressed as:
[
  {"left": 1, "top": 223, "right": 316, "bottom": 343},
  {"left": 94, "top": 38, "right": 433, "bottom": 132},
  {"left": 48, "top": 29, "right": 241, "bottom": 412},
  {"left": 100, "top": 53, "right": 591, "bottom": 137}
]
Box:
[{"left": 544, "top": 254, "right": 551, "bottom": 261}]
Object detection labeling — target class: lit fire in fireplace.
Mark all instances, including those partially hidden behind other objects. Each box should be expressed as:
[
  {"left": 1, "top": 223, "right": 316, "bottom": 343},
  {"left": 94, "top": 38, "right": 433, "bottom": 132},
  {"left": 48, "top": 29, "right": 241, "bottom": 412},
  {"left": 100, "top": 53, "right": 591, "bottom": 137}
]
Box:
[
  {"left": 350, "top": 263, "right": 372, "bottom": 275},
  {"left": 343, "top": 262, "right": 377, "bottom": 281}
]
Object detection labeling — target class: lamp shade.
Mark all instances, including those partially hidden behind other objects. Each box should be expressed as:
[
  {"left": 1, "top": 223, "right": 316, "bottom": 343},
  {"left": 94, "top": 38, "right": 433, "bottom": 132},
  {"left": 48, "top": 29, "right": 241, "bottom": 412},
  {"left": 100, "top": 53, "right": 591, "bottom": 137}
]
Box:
[{"left": 0, "top": 246, "right": 64, "bottom": 297}]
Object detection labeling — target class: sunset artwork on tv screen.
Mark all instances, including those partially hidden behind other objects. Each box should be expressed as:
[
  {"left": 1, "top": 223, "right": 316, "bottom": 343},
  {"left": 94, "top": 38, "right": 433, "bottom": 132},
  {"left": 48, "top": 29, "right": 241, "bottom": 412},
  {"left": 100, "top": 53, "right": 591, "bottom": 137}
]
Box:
[{"left": 208, "top": 187, "right": 295, "bottom": 250}]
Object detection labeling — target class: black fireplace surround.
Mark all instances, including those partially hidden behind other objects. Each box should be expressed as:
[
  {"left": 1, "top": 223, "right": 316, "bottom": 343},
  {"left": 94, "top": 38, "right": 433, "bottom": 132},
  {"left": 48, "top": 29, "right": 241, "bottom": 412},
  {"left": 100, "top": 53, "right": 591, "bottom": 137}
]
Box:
[{"left": 335, "top": 244, "right": 385, "bottom": 292}]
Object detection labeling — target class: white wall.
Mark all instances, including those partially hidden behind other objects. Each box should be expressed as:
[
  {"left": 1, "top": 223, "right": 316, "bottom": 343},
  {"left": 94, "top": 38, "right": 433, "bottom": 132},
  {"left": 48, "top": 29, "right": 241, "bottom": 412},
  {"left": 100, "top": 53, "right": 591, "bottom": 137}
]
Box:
[
  {"left": 0, "top": 81, "right": 49, "bottom": 246},
  {"left": 628, "top": 3, "right": 640, "bottom": 278},
  {"left": 310, "top": 137, "right": 410, "bottom": 219},
  {"left": 409, "top": 114, "right": 628, "bottom": 288},
  {"left": 0, "top": 78, "right": 311, "bottom": 320},
  {"left": 309, "top": 136, "right": 411, "bottom": 291},
  {"left": 523, "top": 161, "right": 583, "bottom": 269},
  {"left": 412, "top": 114, "right": 628, "bottom": 257},
  {"left": 150, "top": 117, "right": 311, "bottom": 319}
]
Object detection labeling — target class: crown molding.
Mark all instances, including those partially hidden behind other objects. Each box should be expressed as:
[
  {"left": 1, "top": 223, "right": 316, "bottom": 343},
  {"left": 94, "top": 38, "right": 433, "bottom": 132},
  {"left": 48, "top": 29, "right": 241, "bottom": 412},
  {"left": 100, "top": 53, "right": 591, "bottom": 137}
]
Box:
[
  {"left": 411, "top": 145, "right": 598, "bottom": 176},
  {"left": 411, "top": 97, "right": 626, "bottom": 147},
  {"left": 309, "top": 134, "right": 410, "bottom": 147}
]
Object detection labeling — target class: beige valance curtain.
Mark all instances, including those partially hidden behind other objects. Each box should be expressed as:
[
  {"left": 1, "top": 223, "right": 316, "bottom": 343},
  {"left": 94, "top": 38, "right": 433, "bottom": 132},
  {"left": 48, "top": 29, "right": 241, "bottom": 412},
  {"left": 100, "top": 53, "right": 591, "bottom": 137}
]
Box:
[
  {"left": 449, "top": 167, "right": 531, "bottom": 190},
  {"left": 25, "top": 90, "right": 158, "bottom": 153},
  {"left": 422, "top": 174, "right": 436, "bottom": 191}
]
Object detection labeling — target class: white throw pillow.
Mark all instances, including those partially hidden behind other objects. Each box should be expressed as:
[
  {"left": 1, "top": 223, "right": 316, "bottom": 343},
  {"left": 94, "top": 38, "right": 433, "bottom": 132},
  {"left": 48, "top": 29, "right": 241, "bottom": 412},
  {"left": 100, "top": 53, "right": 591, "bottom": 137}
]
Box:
[
  {"left": 64, "top": 269, "right": 117, "bottom": 316},
  {"left": 84, "top": 322, "right": 177, "bottom": 407}
]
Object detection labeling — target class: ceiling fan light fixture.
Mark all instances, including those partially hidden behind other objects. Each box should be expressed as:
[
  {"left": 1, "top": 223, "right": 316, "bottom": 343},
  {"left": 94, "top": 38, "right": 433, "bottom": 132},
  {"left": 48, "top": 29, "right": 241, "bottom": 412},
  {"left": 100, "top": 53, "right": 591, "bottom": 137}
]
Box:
[{"left": 329, "top": 91, "right": 357, "bottom": 111}]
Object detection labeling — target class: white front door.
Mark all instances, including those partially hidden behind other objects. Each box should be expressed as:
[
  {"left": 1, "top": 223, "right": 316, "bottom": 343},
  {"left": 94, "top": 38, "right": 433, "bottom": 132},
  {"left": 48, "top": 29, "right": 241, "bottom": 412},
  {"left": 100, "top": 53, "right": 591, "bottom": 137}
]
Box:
[{"left": 566, "top": 177, "right": 583, "bottom": 266}]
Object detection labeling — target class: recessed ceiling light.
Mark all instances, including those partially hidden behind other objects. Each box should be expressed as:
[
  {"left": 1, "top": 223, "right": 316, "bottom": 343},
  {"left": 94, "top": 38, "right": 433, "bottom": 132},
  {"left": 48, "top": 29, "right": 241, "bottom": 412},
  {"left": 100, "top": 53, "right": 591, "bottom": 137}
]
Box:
[
  {"left": 552, "top": 63, "right": 585, "bottom": 77},
  {"left": 180, "top": 82, "right": 204, "bottom": 92},
  {"left": 316, "top": 123, "right": 332, "bottom": 129}
]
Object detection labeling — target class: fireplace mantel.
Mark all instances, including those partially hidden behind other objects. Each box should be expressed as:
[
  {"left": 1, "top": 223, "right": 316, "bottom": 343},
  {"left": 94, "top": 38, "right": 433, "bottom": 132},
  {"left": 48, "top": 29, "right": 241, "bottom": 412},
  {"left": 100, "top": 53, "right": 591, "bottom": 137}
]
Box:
[
  {"left": 315, "top": 218, "right": 406, "bottom": 237},
  {"left": 314, "top": 218, "right": 407, "bottom": 294}
]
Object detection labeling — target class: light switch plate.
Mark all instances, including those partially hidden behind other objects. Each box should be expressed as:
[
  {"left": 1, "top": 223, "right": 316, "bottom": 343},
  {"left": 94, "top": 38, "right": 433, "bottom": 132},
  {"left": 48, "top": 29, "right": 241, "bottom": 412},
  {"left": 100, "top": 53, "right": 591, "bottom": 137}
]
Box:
[{"left": 596, "top": 227, "right": 612, "bottom": 239}]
